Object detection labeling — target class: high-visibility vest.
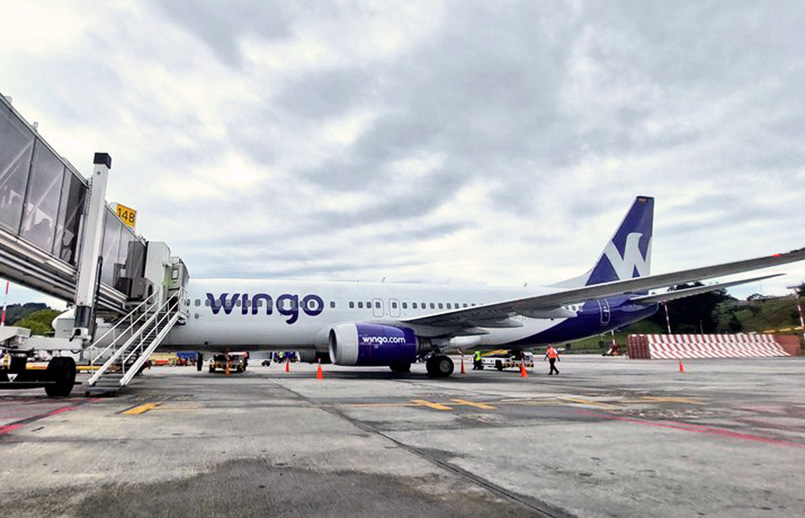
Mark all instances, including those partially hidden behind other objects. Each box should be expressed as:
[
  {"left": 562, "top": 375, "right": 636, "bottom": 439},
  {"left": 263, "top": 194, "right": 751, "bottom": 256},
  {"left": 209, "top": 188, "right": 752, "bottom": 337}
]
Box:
[
  {"left": 546, "top": 347, "right": 558, "bottom": 359},
  {"left": 474, "top": 351, "right": 481, "bottom": 361}
]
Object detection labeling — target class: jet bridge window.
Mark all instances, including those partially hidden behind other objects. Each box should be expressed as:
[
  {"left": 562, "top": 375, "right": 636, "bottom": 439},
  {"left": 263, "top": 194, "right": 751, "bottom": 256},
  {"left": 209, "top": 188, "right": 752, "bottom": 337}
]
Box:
[
  {"left": 20, "top": 141, "right": 65, "bottom": 253},
  {"left": 0, "top": 103, "right": 35, "bottom": 235}
]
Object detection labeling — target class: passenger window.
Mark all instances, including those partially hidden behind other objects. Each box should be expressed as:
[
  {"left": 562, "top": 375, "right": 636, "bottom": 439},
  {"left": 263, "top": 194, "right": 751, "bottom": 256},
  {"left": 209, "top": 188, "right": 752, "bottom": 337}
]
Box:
[
  {"left": 463, "top": 303, "right": 468, "bottom": 308},
  {"left": 430, "top": 303, "right": 435, "bottom": 309},
  {"left": 205, "top": 299, "right": 210, "bottom": 306},
  {"left": 392, "top": 302, "right": 398, "bottom": 309},
  {"left": 349, "top": 301, "right": 355, "bottom": 309},
  {"left": 358, "top": 302, "right": 363, "bottom": 309},
  {"left": 471, "top": 303, "right": 476, "bottom": 307},
  {"left": 367, "top": 301, "right": 372, "bottom": 308},
  {"left": 257, "top": 300, "right": 263, "bottom": 307},
  {"left": 330, "top": 301, "right": 336, "bottom": 308},
  {"left": 446, "top": 303, "right": 451, "bottom": 309},
  {"left": 454, "top": 302, "right": 459, "bottom": 308},
  {"left": 235, "top": 299, "right": 241, "bottom": 307},
  {"left": 402, "top": 302, "right": 407, "bottom": 309},
  {"left": 194, "top": 299, "right": 200, "bottom": 307},
  {"left": 438, "top": 303, "right": 443, "bottom": 309},
  {"left": 412, "top": 303, "right": 418, "bottom": 309}
]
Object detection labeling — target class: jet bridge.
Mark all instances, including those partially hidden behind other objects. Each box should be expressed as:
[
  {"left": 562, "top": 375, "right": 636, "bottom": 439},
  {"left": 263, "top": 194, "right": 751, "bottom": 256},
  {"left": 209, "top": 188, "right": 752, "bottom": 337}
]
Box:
[{"left": 0, "top": 92, "right": 189, "bottom": 396}]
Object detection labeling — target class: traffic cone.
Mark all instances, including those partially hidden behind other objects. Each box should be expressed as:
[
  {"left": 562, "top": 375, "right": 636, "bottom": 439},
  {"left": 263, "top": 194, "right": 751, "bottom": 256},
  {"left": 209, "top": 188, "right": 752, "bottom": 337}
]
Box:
[
  {"left": 285, "top": 360, "right": 290, "bottom": 372},
  {"left": 460, "top": 356, "right": 466, "bottom": 374},
  {"left": 317, "top": 360, "right": 323, "bottom": 380},
  {"left": 679, "top": 359, "right": 685, "bottom": 373},
  {"left": 520, "top": 361, "right": 528, "bottom": 378}
]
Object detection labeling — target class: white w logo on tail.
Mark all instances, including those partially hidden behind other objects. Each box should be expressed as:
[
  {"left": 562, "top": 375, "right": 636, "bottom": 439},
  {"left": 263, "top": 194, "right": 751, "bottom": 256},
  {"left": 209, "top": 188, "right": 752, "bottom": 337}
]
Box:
[{"left": 602, "top": 232, "right": 651, "bottom": 280}]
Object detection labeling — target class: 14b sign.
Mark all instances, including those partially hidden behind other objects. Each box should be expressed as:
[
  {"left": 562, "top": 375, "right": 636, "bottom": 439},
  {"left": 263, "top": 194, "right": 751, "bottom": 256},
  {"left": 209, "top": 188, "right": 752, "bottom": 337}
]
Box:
[{"left": 113, "top": 202, "right": 137, "bottom": 229}]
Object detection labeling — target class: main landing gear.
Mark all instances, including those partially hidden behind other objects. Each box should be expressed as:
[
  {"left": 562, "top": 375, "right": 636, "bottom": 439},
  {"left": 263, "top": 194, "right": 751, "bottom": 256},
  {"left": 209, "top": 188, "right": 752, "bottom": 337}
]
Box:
[{"left": 425, "top": 355, "right": 454, "bottom": 378}]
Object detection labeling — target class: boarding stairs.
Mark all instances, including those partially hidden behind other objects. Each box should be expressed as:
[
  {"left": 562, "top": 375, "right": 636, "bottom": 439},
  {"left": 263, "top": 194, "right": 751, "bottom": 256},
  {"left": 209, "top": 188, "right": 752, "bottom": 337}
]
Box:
[{"left": 84, "top": 290, "right": 183, "bottom": 395}]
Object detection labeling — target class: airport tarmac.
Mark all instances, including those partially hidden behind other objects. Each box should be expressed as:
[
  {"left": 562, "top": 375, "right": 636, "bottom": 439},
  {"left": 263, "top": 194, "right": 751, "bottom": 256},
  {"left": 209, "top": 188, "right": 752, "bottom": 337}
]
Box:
[{"left": 1, "top": 355, "right": 804, "bottom": 517}]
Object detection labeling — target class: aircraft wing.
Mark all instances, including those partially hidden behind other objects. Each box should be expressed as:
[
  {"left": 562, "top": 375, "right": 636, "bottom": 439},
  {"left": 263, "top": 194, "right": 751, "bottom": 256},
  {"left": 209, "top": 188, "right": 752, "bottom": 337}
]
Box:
[
  {"left": 628, "top": 274, "right": 783, "bottom": 305},
  {"left": 399, "top": 247, "right": 805, "bottom": 328}
]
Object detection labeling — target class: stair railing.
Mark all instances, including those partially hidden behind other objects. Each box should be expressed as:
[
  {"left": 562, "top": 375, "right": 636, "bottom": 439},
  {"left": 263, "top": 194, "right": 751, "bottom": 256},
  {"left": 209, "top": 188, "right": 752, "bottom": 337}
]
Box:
[{"left": 85, "top": 290, "right": 164, "bottom": 386}]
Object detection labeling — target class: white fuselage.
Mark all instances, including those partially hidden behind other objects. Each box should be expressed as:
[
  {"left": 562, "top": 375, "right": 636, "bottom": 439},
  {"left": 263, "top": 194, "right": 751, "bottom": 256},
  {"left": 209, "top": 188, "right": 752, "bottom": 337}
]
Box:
[{"left": 162, "top": 278, "right": 574, "bottom": 352}]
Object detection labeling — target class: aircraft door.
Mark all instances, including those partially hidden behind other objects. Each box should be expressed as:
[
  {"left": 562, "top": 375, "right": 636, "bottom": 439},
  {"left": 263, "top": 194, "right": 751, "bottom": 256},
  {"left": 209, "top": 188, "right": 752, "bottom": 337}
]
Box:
[
  {"left": 389, "top": 298, "right": 401, "bottom": 318},
  {"left": 597, "top": 299, "right": 611, "bottom": 325},
  {"left": 372, "top": 298, "right": 384, "bottom": 318}
]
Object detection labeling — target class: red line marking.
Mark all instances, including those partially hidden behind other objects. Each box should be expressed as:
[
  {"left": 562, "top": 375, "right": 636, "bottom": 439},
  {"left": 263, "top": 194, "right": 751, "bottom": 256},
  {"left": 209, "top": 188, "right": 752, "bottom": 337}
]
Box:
[
  {"left": 47, "top": 406, "right": 78, "bottom": 416},
  {"left": 0, "top": 424, "right": 23, "bottom": 436},
  {"left": 574, "top": 410, "right": 805, "bottom": 449}
]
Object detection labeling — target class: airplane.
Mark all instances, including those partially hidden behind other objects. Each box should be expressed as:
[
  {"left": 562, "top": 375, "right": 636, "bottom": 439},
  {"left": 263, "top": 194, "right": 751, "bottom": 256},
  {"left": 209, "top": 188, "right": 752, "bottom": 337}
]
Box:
[{"left": 159, "top": 196, "right": 805, "bottom": 377}]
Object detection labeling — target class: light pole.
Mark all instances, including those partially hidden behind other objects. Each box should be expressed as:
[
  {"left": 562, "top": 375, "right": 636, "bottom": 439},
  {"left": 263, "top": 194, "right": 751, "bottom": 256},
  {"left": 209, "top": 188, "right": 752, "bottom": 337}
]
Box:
[
  {"left": 787, "top": 285, "right": 805, "bottom": 344},
  {"left": 663, "top": 301, "right": 672, "bottom": 334}
]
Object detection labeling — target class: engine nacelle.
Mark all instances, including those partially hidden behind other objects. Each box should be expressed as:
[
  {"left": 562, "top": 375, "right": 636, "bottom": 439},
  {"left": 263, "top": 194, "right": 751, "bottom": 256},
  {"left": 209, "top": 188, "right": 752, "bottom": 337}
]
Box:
[
  {"left": 329, "top": 323, "right": 420, "bottom": 366},
  {"left": 297, "top": 350, "right": 332, "bottom": 364}
]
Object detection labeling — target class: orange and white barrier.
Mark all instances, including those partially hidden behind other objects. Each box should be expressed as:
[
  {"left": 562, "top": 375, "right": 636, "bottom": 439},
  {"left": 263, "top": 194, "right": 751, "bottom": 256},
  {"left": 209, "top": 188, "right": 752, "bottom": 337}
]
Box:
[{"left": 627, "top": 334, "right": 793, "bottom": 359}]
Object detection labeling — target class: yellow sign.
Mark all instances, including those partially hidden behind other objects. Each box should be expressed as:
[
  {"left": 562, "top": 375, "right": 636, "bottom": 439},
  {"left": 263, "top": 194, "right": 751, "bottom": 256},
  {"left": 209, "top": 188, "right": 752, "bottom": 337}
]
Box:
[{"left": 114, "top": 202, "right": 137, "bottom": 229}]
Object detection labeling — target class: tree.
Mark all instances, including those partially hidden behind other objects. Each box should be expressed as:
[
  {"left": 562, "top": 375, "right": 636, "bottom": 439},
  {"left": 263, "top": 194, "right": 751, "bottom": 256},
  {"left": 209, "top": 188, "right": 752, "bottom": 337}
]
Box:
[
  {"left": 14, "top": 309, "right": 62, "bottom": 336},
  {"left": 647, "top": 282, "right": 734, "bottom": 334}
]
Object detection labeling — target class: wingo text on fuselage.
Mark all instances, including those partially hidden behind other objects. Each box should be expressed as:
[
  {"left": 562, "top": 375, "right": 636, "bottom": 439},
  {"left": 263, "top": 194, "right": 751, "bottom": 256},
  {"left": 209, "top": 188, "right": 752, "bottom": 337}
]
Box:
[{"left": 206, "top": 293, "right": 324, "bottom": 324}]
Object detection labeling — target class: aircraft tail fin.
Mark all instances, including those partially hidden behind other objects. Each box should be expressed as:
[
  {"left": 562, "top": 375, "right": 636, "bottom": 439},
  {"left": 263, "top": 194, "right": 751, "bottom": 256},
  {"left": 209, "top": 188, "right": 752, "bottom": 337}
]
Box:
[{"left": 553, "top": 196, "right": 654, "bottom": 288}]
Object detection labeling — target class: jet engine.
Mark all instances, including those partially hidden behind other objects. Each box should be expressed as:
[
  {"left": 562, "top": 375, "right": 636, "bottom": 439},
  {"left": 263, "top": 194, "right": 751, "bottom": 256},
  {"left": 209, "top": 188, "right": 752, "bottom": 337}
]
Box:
[{"left": 328, "top": 323, "right": 422, "bottom": 366}]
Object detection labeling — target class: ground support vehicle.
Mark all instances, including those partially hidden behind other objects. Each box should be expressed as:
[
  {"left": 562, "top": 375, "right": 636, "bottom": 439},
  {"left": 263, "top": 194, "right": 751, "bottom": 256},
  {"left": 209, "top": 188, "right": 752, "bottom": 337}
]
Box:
[
  {"left": 482, "top": 352, "right": 535, "bottom": 371},
  {"left": 0, "top": 327, "right": 79, "bottom": 397},
  {"left": 209, "top": 352, "right": 248, "bottom": 373}
]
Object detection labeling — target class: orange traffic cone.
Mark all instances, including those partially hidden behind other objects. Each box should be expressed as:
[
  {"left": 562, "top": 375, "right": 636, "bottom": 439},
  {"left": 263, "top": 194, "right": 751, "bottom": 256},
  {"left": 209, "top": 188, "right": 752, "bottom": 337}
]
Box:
[
  {"left": 520, "top": 361, "right": 528, "bottom": 378},
  {"left": 285, "top": 360, "right": 290, "bottom": 372},
  {"left": 317, "top": 360, "right": 323, "bottom": 380},
  {"left": 679, "top": 359, "right": 685, "bottom": 373},
  {"left": 460, "top": 356, "right": 466, "bottom": 374}
]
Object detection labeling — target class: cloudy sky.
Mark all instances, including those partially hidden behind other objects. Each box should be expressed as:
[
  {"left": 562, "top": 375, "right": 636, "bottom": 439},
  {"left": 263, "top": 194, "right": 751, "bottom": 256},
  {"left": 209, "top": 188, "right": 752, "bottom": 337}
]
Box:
[{"left": 1, "top": 0, "right": 804, "bottom": 308}]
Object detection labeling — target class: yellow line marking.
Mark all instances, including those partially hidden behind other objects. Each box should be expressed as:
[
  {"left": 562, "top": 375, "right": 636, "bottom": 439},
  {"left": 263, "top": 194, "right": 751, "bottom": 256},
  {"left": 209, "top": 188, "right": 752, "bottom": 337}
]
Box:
[
  {"left": 150, "top": 404, "right": 204, "bottom": 411},
  {"left": 411, "top": 399, "right": 452, "bottom": 410},
  {"left": 342, "top": 403, "right": 413, "bottom": 408},
  {"left": 450, "top": 399, "right": 495, "bottom": 410},
  {"left": 123, "top": 403, "right": 160, "bottom": 415},
  {"left": 563, "top": 397, "right": 617, "bottom": 408},
  {"left": 641, "top": 397, "right": 706, "bottom": 405}
]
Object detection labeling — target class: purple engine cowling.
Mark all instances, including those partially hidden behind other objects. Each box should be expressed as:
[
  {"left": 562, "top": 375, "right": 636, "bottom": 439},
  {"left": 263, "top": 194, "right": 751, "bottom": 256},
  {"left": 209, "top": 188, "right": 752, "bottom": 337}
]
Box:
[{"left": 329, "top": 323, "right": 419, "bottom": 366}]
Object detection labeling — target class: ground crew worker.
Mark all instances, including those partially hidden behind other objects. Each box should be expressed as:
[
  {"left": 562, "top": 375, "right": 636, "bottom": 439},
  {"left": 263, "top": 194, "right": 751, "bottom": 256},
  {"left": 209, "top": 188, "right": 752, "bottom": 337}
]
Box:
[
  {"left": 473, "top": 350, "right": 482, "bottom": 370},
  {"left": 544, "top": 345, "right": 560, "bottom": 375}
]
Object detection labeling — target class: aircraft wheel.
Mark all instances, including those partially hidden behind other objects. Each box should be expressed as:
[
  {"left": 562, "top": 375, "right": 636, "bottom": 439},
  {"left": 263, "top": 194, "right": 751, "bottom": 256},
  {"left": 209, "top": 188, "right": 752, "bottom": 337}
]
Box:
[
  {"left": 45, "top": 357, "right": 76, "bottom": 398},
  {"left": 389, "top": 362, "right": 411, "bottom": 374},
  {"left": 426, "top": 355, "right": 454, "bottom": 378}
]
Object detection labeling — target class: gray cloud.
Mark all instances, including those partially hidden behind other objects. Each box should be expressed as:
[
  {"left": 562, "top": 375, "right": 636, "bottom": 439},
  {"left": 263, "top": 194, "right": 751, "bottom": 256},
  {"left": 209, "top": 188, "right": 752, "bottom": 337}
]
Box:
[{"left": 2, "top": 0, "right": 805, "bottom": 303}]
